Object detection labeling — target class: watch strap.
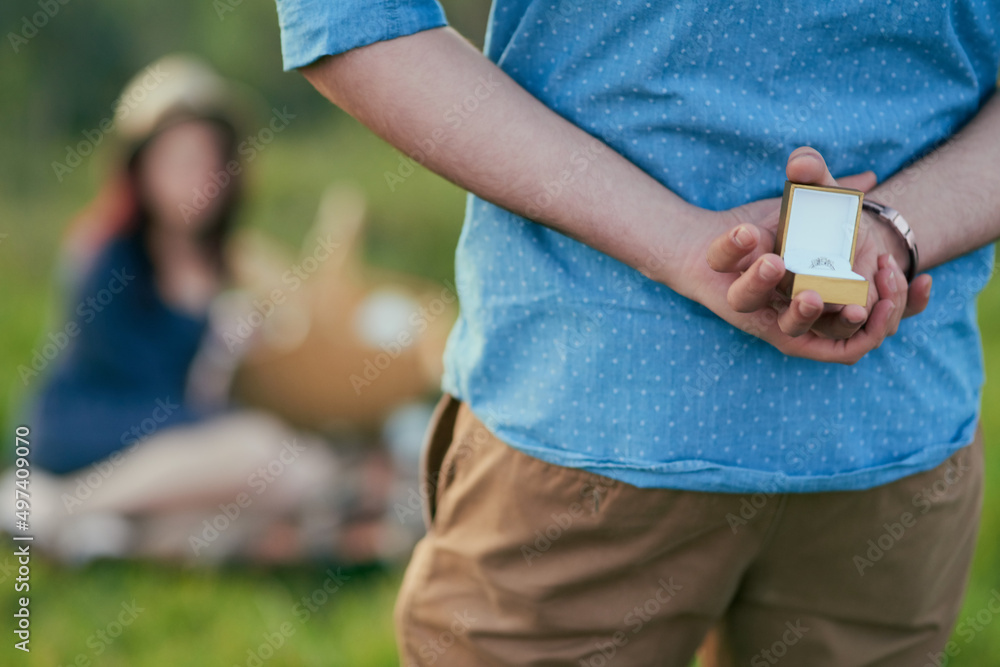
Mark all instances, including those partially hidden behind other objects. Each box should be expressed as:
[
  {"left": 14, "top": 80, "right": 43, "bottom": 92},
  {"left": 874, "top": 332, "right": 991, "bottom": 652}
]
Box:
[{"left": 862, "top": 199, "right": 919, "bottom": 283}]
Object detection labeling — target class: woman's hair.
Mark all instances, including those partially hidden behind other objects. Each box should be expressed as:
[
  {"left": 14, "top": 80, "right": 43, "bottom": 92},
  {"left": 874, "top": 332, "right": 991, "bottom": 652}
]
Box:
[
  {"left": 61, "top": 55, "right": 251, "bottom": 279},
  {"left": 125, "top": 113, "right": 242, "bottom": 273}
]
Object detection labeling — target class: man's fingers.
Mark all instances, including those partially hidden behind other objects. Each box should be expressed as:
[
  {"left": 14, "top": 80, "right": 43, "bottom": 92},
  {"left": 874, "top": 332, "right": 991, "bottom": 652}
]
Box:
[
  {"left": 853, "top": 298, "right": 897, "bottom": 352},
  {"left": 777, "top": 297, "right": 894, "bottom": 364},
  {"left": 888, "top": 256, "right": 909, "bottom": 335},
  {"left": 797, "top": 258, "right": 906, "bottom": 360},
  {"left": 903, "top": 274, "right": 933, "bottom": 318},
  {"left": 837, "top": 170, "right": 878, "bottom": 193},
  {"left": 726, "top": 254, "right": 785, "bottom": 312},
  {"left": 873, "top": 255, "right": 907, "bottom": 336},
  {"left": 707, "top": 224, "right": 760, "bottom": 273},
  {"left": 809, "top": 303, "right": 868, "bottom": 340},
  {"left": 821, "top": 292, "right": 895, "bottom": 364},
  {"left": 785, "top": 147, "right": 877, "bottom": 192},
  {"left": 786, "top": 146, "right": 838, "bottom": 187},
  {"left": 777, "top": 291, "right": 825, "bottom": 337}
]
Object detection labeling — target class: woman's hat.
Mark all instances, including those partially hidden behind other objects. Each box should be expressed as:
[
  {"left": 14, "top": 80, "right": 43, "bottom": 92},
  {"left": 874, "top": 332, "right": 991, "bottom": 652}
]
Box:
[{"left": 113, "top": 53, "right": 260, "bottom": 149}]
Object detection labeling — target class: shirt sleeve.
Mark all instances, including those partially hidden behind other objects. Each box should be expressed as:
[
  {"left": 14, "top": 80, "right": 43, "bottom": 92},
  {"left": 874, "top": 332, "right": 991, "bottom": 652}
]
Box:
[{"left": 275, "top": 0, "right": 448, "bottom": 71}]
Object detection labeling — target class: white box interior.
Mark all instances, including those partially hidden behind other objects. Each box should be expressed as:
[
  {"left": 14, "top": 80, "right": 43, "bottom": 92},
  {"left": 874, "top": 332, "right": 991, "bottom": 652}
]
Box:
[{"left": 783, "top": 188, "right": 865, "bottom": 281}]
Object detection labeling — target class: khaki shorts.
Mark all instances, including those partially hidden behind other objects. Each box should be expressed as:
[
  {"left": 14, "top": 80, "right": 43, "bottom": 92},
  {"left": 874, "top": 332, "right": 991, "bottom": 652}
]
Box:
[{"left": 395, "top": 395, "right": 983, "bottom": 666}]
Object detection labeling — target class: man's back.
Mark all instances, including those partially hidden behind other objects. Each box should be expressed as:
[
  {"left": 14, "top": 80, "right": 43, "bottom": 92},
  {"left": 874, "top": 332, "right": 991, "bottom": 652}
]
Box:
[{"left": 442, "top": 0, "right": 998, "bottom": 492}]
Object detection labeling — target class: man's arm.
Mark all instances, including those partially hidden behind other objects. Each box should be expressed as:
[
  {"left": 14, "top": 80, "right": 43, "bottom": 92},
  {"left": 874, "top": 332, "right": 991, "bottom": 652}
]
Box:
[
  {"left": 300, "top": 26, "right": 906, "bottom": 363},
  {"left": 302, "top": 27, "right": 701, "bottom": 286},
  {"left": 711, "top": 92, "right": 1000, "bottom": 319},
  {"left": 870, "top": 92, "right": 1000, "bottom": 273}
]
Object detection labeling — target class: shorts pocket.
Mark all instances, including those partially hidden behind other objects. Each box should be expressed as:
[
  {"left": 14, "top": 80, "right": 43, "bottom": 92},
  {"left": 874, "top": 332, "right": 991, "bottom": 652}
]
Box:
[{"left": 418, "top": 393, "right": 462, "bottom": 530}]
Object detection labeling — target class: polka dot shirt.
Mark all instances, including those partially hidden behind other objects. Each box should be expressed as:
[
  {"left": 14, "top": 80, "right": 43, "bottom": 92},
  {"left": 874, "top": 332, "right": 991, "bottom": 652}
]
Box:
[{"left": 277, "top": 0, "right": 999, "bottom": 492}]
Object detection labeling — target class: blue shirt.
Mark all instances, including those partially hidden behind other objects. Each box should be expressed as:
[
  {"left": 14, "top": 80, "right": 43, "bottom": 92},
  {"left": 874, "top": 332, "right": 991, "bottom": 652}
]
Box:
[
  {"left": 277, "top": 0, "right": 999, "bottom": 492},
  {"left": 29, "top": 232, "right": 209, "bottom": 474}
]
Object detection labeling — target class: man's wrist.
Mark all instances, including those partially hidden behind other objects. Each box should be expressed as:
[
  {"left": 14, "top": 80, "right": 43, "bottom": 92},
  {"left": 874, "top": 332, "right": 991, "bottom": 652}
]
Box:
[
  {"left": 623, "top": 200, "right": 716, "bottom": 292},
  {"left": 865, "top": 208, "right": 913, "bottom": 279},
  {"left": 660, "top": 208, "right": 734, "bottom": 298}
]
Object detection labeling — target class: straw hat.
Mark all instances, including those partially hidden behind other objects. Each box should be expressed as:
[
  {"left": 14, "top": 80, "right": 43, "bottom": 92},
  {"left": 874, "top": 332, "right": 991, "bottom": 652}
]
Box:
[{"left": 113, "top": 53, "right": 259, "bottom": 149}]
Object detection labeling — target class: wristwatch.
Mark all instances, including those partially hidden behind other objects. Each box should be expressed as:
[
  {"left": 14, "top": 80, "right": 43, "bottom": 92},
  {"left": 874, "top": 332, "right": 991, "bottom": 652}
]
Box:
[{"left": 862, "top": 199, "right": 919, "bottom": 283}]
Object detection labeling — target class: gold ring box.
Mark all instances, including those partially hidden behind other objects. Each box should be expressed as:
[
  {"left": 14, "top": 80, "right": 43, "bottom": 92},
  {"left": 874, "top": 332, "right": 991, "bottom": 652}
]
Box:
[{"left": 774, "top": 181, "right": 869, "bottom": 307}]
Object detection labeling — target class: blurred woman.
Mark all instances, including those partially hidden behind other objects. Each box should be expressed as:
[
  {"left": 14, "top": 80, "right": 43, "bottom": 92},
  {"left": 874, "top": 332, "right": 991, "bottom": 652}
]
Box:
[{"left": 14, "top": 55, "right": 389, "bottom": 564}]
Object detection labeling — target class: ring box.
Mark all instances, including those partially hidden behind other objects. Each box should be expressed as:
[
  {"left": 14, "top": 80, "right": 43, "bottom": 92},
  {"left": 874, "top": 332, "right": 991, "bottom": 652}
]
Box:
[{"left": 774, "top": 181, "right": 869, "bottom": 307}]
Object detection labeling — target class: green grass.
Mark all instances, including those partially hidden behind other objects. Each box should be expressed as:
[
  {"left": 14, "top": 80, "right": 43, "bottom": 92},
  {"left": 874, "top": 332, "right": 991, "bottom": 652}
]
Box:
[
  {"left": 0, "top": 115, "right": 458, "bottom": 666},
  {"left": 1, "top": 115, "right": 999, "bottom": 665},
  {"left": 5, "top": 559, "right": 401, "bottom": 666}
]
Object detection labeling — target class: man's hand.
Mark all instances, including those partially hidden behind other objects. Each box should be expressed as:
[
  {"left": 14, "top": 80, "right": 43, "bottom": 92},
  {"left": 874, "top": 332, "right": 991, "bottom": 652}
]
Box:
[
  {"left": 298, "top": 25, "right": 989, "bottom": 365},
  {"left": 685, "top": 147, "right": 932, "bottom": 363}
]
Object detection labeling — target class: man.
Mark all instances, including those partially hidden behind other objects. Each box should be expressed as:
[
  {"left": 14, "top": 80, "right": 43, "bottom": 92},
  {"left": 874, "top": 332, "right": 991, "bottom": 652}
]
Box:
[{"left": 274, "top": 1, "right": 999, "bottom": 664}]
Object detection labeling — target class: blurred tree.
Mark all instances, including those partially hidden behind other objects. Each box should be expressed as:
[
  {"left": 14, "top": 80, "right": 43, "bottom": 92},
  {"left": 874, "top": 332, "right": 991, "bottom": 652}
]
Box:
[{"left": 0, "top": 0, "right": 490, "bottom": 192}]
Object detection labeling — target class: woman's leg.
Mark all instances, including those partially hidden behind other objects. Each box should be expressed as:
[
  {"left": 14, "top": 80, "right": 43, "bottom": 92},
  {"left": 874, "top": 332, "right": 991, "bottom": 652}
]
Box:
[
  {"left": 69, "top": 410, "right": 337, "bottom": 516},
  {"left": 19, "top": 410, "right": 350, "bottom": 562}
]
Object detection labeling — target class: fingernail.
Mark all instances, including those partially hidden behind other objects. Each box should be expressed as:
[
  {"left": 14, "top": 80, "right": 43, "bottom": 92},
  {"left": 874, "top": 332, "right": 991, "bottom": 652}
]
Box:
[
  {"left": 760, "top": 258, "right": 781, "bottom": 280},
  {"left": 888, "top": 271, "right": 897, "bottom": 293},
  {"left": 798, "top": 300, "right": 820, "bottom": 317},
  {"left": 733, "top": 226, "right": 753, "bottom": 249}
]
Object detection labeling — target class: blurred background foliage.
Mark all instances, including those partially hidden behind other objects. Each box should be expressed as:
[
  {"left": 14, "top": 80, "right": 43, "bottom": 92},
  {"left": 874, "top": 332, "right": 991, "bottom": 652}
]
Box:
[
  {"left": 0, "top": 0, "right": 489, "bottom": 430},
  {"left": 1, "top": 0, "right": 999, "bottom": 665}
]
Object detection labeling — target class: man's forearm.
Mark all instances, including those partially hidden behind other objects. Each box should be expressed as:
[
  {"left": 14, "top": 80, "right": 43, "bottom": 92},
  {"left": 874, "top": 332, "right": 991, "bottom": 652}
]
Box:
[
  {"left": 300, "top": 27, "right": 711, "bottom": 293},
  {"left": 871, "top": 91, "right": 1000, "bottom": 272},
  {"left": 299, "top": 25, "right": 915, "bottom": 362}
]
